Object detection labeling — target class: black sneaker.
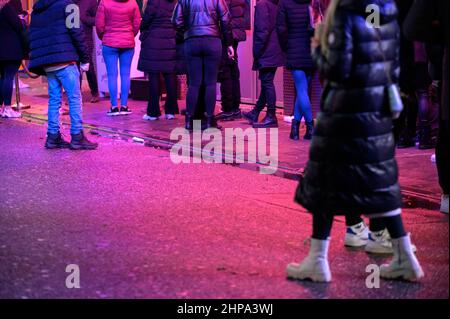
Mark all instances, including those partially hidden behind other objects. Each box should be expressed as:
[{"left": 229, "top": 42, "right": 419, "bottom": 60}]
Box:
[
  {"left": 119, "top": 106, "right": 132, "bottom": 115},
  {"left": 215, "top": 111, "right": 234, "bottom": 121},
  {"left": 107, "top": 107, "right": 120, "bottom": 116},
  {"left": 45, "top": 132, "right": 70, "bottom": 149},
  {"left": 231, "top": 109, "right": 242, "bottom": 120}
]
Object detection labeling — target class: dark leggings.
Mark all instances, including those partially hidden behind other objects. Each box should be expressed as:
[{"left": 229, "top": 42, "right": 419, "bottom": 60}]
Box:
[
  {"left": 313, "top": 213, "right": 406, "bottom": 240},
  {"left": 185, "top": 37, "right": 222, "bottom": 117},
  {"left": 0, "top": 61, "right": 20, "bottom": 106}
]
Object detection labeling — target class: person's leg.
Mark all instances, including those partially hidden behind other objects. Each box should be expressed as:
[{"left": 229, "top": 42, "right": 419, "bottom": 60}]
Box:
[
  {"left": 203, "top": 38, "right": 222, "bottom": 117},
  {"left": 312, "top": 212, "right": 334, "bottom": 240},
  {"left": 0, "top": 63, "right": 5, "bottom": 107},
  {"left": 86, "top": 55, "right": 99, "bottom": 98},
  {"left": 163, "top": 73, "right": 178, "bottom": 116},
  {"left": 57, "top": 64, "right": 83, "bottom": 136},
  {"left": 344, "top": 213, "right": 369, "bottom": 248},
  {"left": 46, "top": 71, "right": 63, "bottom": 135},
  {"left": 118, "top": 48, "right": 135, "bottom": 109},
  {"left": 292, "top": 70, "right": 304, "bottom": 122},
  {"left": 219, "top": 61, "right": 233, "bottom": 114},
  {"left": 185, "top": 39, "right": 203, "bottom": 117},
  {"left": 102, "top": 45, "right": 119, "bottom": 109},
  {"left": 147, "top": 72, "right": 162, "bottom": 118},
  {"left": 0, "top": 62, "right": 21, "bottom": 117},
  {"left": 436, "top": 119, "right": 449, "bottom": 200},
  {"left": 253, "top": 68, "right": 278, "bottom": 128},
  {"left": 230, "top": 42, "right": 241, "bottom": 113}
]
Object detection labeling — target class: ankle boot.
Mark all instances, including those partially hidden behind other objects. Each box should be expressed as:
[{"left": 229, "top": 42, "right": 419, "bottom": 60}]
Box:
[
  {"left": 70, "top": 131, "right": 98, "bottom": 150},
  {"left": 380, "top": 234, "right": 424, "bottom": 281},
  {"left": 205, "top": 116, "right": 222, "bottom": 130},
  {"left": 418, "top": 124, "right": 435, "bottom": 149},
  {"left": 252, "top": 111, "right": 278, "bottom": 128},
  {"left": 304, "top": 120, "right": 314, "bottom": 140},
  {"left": 290, "top": 120, "right": 300, "bottom": 140},
  {"left": 286, "top": 238, "right": 332, "bottom": 282},
  {"left": 242, "top": 108, "right": 261, "bottom": 124},
  {"left": 45, "top": 132, "right": 70, "bottom": 149}
]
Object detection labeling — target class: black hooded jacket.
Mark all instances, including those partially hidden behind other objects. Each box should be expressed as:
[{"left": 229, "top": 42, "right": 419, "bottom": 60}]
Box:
[
  {"left": 295, "top": 0, "right": 403, "bottom": 216},
  {"left": 276, "top": 0, "right": 314, "bottom": 70}
]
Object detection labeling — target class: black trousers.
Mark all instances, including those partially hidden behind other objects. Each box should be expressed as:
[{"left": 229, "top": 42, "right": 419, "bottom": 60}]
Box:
[
  {"left": 147, "top": 72, "right": 178, "bottom": 117},
  {"left": 0, "top": 61, "right": 20, "bottom": 106},
  {"left": 255, "top": 67, "right": 277, "bottom": 113},
  {"left": 436, "top": 119, "right": 449, "bottom": 194},
  {"left": 85, "top": 55, "right": 98, "bottom": 95},
  {"left": 185, "top": 37, "right": 222, "bottom": 117},
  {"left": 219, "top": 41, "right": 241, "bottom": 112}
]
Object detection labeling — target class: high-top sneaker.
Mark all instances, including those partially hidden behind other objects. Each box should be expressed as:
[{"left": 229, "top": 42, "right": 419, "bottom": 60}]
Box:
[
  {"left": 380, "top": 234, "right": 424, "bottom": 281},
  {"left": 344, "top": 222, "right": 369, "bottom": 247},
  {"left": 252, "top": 111, "right": 278, "bottom": 128},
  {"left": 205, "top": 116, "right": 222, "bottom": 130},
  {"left": 290, "top": 120, "right": 300, "bottom": 140},
  {"left": 45, "top": 132, "right": 70, "bottom": 149},
  {"left": 242, "top": 108, "right": 261, "bottom": 124},
  {"left": 304, "top": 121, "right": 314, "bottom": 140},
  {"left": 70, "top": 131, "right": 98, "bottom": 150},
  {"left": 366, "top": 230, "right": 417, "bottom": 255},
  {"left": 286, "top": 238, "right": 332, "bottom": 282}
]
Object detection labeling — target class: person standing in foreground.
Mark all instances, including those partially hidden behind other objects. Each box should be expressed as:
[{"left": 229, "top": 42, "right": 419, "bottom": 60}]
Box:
[
  {"left": 172, "top": 0, "right": 234, "bottom": 130},
  {"left": 276, "top": 0, "right": 315, "bottom": 140},
  {"left": 243, "top": 0, "right": 285, "bottom": 128},
  {"left": 28, "top": 0, "right": 97, "bottom": 150},
  {"left": 138, "top": 0, "right": 179, "bottom": 121},
  {"left": 0, "top": 0, "right": 25, "bottom": 118},
  {"left": 289, "top": 0, "right": 423, "bottom": 282},
  {"left": 96, "top": 0, "right": 141, "bottom": 116}
]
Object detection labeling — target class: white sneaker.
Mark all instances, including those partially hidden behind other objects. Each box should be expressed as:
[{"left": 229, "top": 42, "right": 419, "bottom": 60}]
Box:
[
  {"left": 1, "top": 106, "right": 21, "bottom": 118},
  {"left": 286, "top": 238, "right": 332, "bottom": 282},
  {"left": 143, "top": 114, "right": 159, "bottom": 121},
  {"left": 344, "top": 222, "right": 369, "bottom": 247},
  {"left": 366, "top": 229, "right": 417, "bottom": 255},
  {"left": 283, "top": 115, "right": 294, "bottom": 123},
  {"left": 380, "top": 234, "right": 424, "bottom": 281},
  {"left": 441, "top": 194, "right": 449, "bottom": 214},
  {"left": 165, "top": 114, "right": 175, "bottom": 120}
]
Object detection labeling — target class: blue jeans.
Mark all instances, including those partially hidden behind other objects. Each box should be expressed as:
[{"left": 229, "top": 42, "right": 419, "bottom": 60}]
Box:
[
  {"left": 47, "top": 64, "right": 83, "bottom": 135},
  {"left": 292, "top": 70, "right": 313, "bottom": 123},
  {"left": 102, "top": 45, "right": 135, "bottom": 107}
]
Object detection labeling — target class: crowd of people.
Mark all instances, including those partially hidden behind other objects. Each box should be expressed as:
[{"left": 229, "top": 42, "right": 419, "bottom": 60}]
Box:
[{"left": 0, "top": 0, "right": 448, "bottom": 283}]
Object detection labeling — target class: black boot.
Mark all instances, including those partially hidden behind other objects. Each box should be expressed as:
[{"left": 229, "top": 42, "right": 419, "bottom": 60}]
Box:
[
  {"left": 45, "top": 132, "right": 70, "bottom": 149},
  {"left": 185, "top": 114, "right": 193, "bottom": 131},
  {"left": 205, "top": 116, "right": 222, "bottom": 130},
  {"left": 70, "top": 131, "right": 98, "bottom": 150},
  {"left": 418, "top": 125, "right": 436, "bottom": 150},
  {"left": 252, "top": 111, "right": 278, "bottom": 128},
  {"left": 242, "top": 108, "right": 261, "bottom": 124},
  {"left": 290, "top": 120, "right": 300, "bottom": 140},
  {"left": 304, "top": 120, "right": 314, "bottom": 140}
]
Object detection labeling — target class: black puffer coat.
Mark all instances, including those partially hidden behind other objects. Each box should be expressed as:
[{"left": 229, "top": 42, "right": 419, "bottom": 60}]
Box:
[
  {"left": 227, "top": 0, "right": 247, "bottom": 42},
  {"left": 295, "top": 0, "right": 402, "bottom": 216},
  {"left": 0, "top": 2, "right": 26, "bottom": 61},
  {"left": 138, "top": 0, "right": 177, "bottom": 73},
  {"left": 253, "top": 0, "right": 285, "bottom": 70},
  {"left": 276, "top": 0, "right": 314, "bottom": 70}
]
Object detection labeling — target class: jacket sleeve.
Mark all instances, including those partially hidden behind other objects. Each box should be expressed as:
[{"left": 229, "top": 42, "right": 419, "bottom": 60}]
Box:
[
  {"left": 253, "top": 2, "right": 270, "bottom": 60},
  {"left": 313, "top": 9, "right": 353, "bottom": 82},
  {"left": 172, "top": 1, "right": 184, "bottom": 32},
  {"left": 218, "top": 0, "right": 232, "bottom": 46},
  {"left": 132, "top": 2, "right": 141, "bottom": 36},
  {"left": 140, "top": 0, "right": 157, "bottom": 32},
  {"left": 80, "top": 0, "right": 98, "bottom": 28},
  {"left": 66, "top": 2, "right": 90, "bottom": 63},
  {"left": 95, "top": 0, "right": 106, "bottom": 40},
  {"left": 276, "top": 0, "right": 288, "bottom": 52}
]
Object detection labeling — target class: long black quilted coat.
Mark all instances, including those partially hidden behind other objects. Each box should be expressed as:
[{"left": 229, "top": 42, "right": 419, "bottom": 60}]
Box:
[{"left": 295, "top": 0, "right": 403, "bottom": 216}]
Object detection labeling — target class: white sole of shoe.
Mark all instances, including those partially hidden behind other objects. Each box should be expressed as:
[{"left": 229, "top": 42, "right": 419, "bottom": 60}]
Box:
[
  {"left": 380, "top": 266, "right": 424, "bottom": 282},
  {"left": 365, "top": 243, "right": 393, "bottom": 255},
  {"left": 286, "top": 264, "right": 331, "bottom": 283},
  {"left": 344, "top": 234, "right": 368, "bottom": 248}
]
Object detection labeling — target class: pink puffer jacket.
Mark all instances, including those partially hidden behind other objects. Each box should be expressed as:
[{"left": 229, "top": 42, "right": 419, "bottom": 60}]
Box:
[{"left": 95, "top": 0, "right": 141, "bottom": 49}]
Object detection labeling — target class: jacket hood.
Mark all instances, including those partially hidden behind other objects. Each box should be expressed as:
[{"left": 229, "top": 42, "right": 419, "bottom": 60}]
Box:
[
  {"left": 33, "top": 0, "right": 60, "bottom": 12},
  {"left": 339, "top": 0, "right": 398, "bottom": 24}
]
